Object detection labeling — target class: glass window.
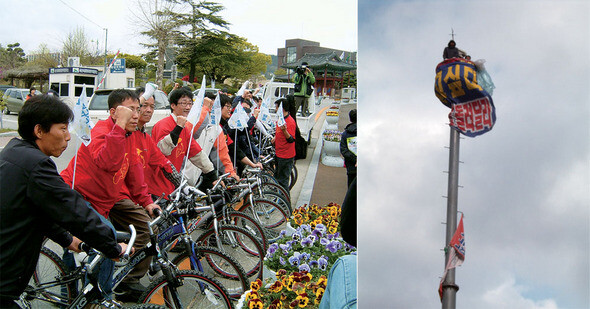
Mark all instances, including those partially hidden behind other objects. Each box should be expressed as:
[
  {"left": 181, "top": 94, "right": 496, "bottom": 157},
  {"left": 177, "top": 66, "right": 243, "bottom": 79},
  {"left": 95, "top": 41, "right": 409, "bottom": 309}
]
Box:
[
  {"left": 60, "top": 83, "right": 69, "bottom": 97},
  {"left": 287, "top": 46, "right": 296, "bottom": 63},
  {"left": 127, "top": 78, "right": 134, "bottom": 88},
  {"left": 86, "top": 87, "right": 94, "bottom": 97},
  {"left": 88, "top": 92, "right": 110, "bottom": 110},
  {"left": 74, "top": 75, "right": 95, "bottom": 86},
  {"left": 75, "top": 86, "right": 83, "bottom": 96}
]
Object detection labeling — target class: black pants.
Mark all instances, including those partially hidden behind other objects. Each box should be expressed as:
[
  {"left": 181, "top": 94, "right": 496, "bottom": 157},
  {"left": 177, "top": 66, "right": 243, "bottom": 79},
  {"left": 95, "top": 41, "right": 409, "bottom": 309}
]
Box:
[
  {"left": 347, "top": 172, "right": 357, "bottom": 188},
  {"left": 275, "top": 157, "right": 294, "bottom": 192},
  {"left": 0, "top": 298, "right": 21, "bottom": 308}
]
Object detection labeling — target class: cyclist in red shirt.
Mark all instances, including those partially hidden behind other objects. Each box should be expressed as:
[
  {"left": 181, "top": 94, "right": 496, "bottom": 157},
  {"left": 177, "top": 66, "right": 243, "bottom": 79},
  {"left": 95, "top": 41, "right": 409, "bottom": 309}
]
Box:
[
  {"left": 110, "top": 87, "right": 180, "bottom": 301},
  {"left": 272, "top": 98, "right": 296, "bottom": 191},
  {"left": 151, "top": 88, "right": 218, "bottom": 192}
]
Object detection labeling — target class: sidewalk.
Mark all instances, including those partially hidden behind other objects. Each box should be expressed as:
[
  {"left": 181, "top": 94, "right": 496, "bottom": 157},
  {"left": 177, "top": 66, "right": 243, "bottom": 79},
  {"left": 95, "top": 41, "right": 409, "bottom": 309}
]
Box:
[{"left": 291, "top": 100, "right": 356, "bottom": 209}]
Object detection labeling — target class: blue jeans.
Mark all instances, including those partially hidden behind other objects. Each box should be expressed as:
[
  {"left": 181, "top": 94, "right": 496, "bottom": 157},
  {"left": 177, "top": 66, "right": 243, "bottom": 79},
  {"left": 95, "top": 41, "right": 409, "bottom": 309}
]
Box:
[
  {"left": 274, "top": 157, "right": 294, "bottom": 192},
  {"left": 63, "top": 201, "right": 116, "bottom": 301},
  {"left": 319, "top": 255, "right": 357, "bottom": 309}
]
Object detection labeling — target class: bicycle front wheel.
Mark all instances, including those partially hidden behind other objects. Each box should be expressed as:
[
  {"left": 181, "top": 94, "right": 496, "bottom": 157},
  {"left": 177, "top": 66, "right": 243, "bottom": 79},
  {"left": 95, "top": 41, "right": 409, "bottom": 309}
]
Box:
[
  {"left": 140, "top": 270, "right": 233, "bottom": 309},
  {"left": 27, "top": 247, "right": 76, "bottom": 308},
  {"left": 172, "top": 245, "right": 249, "bottom": 300},
  {"left": 196, "top": 225, "right": 264, "bottom": 280}
]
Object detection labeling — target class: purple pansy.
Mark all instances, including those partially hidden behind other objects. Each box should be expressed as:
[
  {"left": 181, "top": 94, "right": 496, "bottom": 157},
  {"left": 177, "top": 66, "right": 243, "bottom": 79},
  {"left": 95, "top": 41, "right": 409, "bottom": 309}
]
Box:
[
  {"left": 315, "top": 224, "right": 327, "bottom": 234},
  {"left": 326, "top": 240, "right": 342, "bottom": 253},
  {"left": 298, "top": 263, "right": 311, "bottom": 272},
  {"left": 292, "top": 231, "right": 302, "bottom": 241},
  {"left": 301, "top": 236, "right": 314, "bottom": 247},
  {"left": 318, "top": 257, "right": 328, "bottom": 271},
  {"left": 288, "top": 256, "right": 300, "bottom": 266},
  {"left": 280, "top": 257, "right": 286, "bottom": 265}
]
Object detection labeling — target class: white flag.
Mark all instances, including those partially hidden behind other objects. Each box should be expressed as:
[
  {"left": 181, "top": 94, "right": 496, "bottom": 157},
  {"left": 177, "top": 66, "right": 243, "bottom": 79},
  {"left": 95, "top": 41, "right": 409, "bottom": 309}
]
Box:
[
  {"left": 276, "top": 102, "right": 286, "bottom": 127},
  {"left": 259, "top": 105, "right": 273, "bottom": 126},
  {"left": 261, "top": 96, "right": 271, "bottom": 110},
  {"left": 236, "top": 80, "right": 249, "bottom": 97},
  {"left": 70, "top": 85, "right": 93, "bottom": 146},
  {"left": 228, "top": 102, "right": 250, "bottom": 130},
  {"left": 142, "top": 82, "right": 158, "bottom": 100},
  {"left": 210, "top": 92, "right": 222, "bottom": 125},
  {"left": 187, "top": 75, "right": 206, "bottom": 125}
]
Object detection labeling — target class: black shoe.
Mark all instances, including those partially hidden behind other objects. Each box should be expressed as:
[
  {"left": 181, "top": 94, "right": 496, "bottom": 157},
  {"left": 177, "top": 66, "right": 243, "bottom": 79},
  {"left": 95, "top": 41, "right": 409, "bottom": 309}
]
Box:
[{"left": 114, "top": 281, "right": 146, "bottom": 303}]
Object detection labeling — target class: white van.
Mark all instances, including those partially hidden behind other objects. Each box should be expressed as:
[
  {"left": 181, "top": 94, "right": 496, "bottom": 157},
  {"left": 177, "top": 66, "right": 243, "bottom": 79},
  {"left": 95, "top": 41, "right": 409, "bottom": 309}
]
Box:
[{"left": 88, "top": 88, "right": 171, "bottom": 133}]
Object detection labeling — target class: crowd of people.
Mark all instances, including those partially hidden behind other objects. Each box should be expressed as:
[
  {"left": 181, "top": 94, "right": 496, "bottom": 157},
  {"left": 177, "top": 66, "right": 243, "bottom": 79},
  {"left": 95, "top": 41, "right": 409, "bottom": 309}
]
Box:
[{"left": 0, "top": 84, "right": 301, "bottom": 306}]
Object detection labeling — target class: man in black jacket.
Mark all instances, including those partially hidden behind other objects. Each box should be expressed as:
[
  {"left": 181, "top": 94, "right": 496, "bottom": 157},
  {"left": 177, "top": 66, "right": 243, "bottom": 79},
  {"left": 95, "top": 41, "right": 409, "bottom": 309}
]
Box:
[
  {"left": 340, "top": 109, "right": 357, "bottom": 187},
  {"left": 0, "top": 95, "right": 127, "bottom": 307}
]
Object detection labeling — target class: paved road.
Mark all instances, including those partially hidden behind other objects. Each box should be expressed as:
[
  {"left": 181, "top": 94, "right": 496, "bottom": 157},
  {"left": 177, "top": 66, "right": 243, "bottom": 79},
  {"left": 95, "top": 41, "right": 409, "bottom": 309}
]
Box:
[{"left": 0, "top": 113, "right": 18, "bottom": 131}]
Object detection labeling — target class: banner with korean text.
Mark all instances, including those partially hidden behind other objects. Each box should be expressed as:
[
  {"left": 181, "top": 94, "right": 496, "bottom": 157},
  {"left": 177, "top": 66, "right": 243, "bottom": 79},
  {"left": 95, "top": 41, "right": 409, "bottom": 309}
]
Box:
[{"left": 435, "top": 58, "right": 496, "bottom": 137}]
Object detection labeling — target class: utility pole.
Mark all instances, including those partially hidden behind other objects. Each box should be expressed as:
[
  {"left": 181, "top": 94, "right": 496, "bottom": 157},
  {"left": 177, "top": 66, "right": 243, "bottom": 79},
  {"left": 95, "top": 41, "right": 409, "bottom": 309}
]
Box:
[
  {"left": 102, "top": 28, "right": 108, "bottom": 89},
  {"left": 442, "top": 127, "right": 460, "bottom": 309}
]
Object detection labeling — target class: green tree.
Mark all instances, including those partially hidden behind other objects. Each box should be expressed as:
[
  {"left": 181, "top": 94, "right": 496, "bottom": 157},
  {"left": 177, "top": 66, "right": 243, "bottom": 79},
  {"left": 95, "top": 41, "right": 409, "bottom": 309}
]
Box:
[
  {"left": 177, "top": 33, "right": 270, "bottom": 85},
  {"left": 0, "top": 43, "right": 26, "bottom": 82},
  {"left": 167, "top": 0, "right": 229, "bottom": 83},
  {"left": 131, "top": 0, "right": 179, "bottom": 88}
]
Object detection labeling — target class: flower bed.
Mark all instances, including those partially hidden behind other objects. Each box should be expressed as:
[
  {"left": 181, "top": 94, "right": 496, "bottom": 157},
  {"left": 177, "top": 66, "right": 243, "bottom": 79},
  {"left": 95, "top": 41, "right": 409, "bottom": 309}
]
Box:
[
  {"left": 322, "top": 130, "right": 341, "bottom": 142},
  {"left": 239, "top": 203, "right": 356, "bottom": 309}
]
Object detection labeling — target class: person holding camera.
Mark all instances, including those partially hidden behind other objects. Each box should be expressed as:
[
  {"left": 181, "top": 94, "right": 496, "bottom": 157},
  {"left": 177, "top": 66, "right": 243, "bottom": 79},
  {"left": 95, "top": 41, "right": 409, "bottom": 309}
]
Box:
[{"left": 292, "top": 61, "right": 315, "bottom": 117}]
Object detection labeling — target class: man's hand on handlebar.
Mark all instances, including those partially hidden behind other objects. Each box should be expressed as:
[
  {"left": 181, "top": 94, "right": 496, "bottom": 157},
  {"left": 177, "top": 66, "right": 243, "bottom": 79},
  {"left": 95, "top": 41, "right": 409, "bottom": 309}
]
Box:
[
  {"left": 145, "top": 203, "right": 162, "bottom": 218},
  {"left": 67, "top": 236, "right": 83, "bottom": 253},
  {"left": 115, "top": 242, "right": 134, "bottom": 261}
]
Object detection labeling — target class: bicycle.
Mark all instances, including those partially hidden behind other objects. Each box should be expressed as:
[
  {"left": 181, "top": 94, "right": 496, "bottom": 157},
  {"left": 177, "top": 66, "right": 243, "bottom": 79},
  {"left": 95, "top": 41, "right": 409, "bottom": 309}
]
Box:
[
  {"left": 20, "top": 225, "right": 148, "bottom": 308},
  {"left": 166, "top": 177, "right": 266, "bottom": 281}
]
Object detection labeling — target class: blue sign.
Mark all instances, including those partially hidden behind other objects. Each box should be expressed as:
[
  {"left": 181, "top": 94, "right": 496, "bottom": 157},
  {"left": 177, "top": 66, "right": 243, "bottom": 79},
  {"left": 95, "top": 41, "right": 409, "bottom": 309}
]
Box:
[{"left": 110, "top": 58, "right": 126, "bottom": 73}]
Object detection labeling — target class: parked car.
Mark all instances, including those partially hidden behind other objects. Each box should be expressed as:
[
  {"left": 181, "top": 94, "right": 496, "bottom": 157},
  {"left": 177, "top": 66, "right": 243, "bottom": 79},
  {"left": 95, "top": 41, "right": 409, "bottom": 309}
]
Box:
[
  {"left": 0, "top": 85, "right": 15, "bottom": 92},
  {"left": 2, "top": 88, "right": 31, "bottom": 114},
  {"left": 192, "top": 88, "right": 220, "bottom": 99},
  {"left": 88, "top": 88, "right": 171, "bottom": 132}
]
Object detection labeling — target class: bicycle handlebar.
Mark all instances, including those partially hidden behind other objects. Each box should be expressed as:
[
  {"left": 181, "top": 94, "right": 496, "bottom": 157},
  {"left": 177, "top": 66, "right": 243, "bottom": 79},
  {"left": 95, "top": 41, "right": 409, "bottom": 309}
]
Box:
[
  {"left": 122, "top": 224, "right": 136, "bottom": 260},
  {"left": 211, "top": 172, "right": 231, "bottom": 192}
]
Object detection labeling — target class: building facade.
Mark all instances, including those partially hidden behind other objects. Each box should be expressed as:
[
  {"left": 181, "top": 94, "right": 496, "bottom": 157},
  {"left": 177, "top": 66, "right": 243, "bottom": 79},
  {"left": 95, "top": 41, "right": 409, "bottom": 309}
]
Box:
[{"left": 277, "top": 39, "right": 357, "bottom": 70}]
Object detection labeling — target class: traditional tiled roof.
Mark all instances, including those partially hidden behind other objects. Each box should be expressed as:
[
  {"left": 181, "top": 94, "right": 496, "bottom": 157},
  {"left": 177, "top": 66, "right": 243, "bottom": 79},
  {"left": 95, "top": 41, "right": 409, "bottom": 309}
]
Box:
[{"left": 281, "top": 51, "right": 356, "bottom": 71}]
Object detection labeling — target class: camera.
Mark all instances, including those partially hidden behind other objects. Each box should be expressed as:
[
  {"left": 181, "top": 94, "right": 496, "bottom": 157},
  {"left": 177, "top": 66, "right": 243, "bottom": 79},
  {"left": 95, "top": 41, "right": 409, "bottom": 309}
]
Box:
[{"left": 296, "top": 65, "right": 307, "bottom": 74}]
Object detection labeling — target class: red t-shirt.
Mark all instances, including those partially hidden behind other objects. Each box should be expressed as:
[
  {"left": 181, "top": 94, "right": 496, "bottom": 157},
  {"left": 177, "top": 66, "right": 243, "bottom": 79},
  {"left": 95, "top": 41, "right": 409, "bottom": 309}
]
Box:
[
  {"left": 61, "top": 118, "right": 153, "bottom": 217},
  {"left": 151, "top": 115, "right": 203, "bottom": 196},
  {"left": 119, "top": 130, "right": 175, "bottom": 200},
  {"left": 275, "top": 114, "right": 296, "bottom": 159}
]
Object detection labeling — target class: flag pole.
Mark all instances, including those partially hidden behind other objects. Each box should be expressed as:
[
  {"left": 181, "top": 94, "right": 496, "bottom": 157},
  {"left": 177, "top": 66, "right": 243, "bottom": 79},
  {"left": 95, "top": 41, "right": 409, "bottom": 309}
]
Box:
[{"left": 442, "top": 126, "right": 460, "bottom": 309}]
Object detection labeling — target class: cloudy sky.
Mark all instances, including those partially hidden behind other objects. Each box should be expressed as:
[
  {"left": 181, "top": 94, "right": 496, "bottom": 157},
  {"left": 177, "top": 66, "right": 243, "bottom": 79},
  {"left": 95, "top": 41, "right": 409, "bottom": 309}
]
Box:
[
  {"left": 0, "top": 0, "right": 357, "bottom": 56},
  {"left": 358, "top": 1, "right": 589, "bottom": 308}
]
